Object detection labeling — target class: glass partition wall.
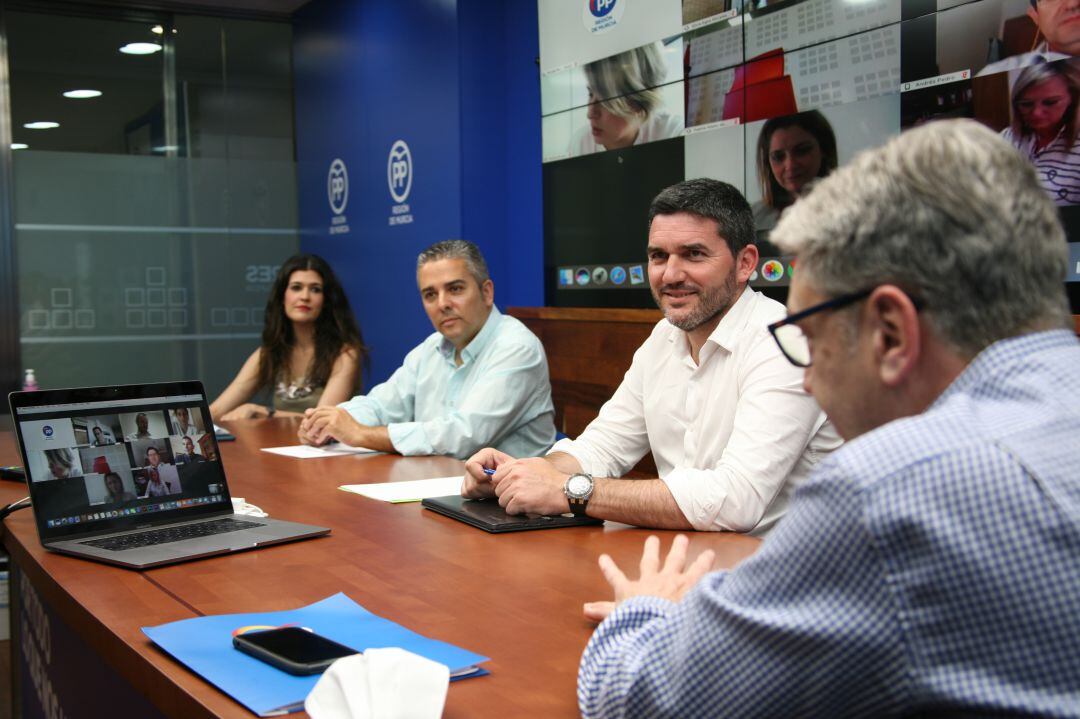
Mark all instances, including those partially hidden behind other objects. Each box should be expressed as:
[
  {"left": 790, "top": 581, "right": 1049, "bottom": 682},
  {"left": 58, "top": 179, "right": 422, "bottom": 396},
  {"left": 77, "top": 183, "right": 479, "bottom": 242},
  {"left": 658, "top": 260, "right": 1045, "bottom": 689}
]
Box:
[{"left": 3, "top": 7, "right": 298, "bottom": 402}]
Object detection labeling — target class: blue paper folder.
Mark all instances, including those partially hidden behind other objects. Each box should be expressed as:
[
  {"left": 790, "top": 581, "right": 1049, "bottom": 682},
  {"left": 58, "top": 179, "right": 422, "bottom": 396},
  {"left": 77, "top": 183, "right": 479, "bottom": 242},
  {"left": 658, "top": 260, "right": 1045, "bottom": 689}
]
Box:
[{"left": 143, "top": 593, "right": 489, "bottom": 716}]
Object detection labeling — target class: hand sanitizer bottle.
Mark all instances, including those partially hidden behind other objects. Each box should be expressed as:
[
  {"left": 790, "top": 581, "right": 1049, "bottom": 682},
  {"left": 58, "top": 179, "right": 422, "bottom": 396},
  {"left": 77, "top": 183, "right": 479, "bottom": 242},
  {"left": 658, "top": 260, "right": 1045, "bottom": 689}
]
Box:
[{"left": 22, "top": 369, "right": 38, "bottom": 392}]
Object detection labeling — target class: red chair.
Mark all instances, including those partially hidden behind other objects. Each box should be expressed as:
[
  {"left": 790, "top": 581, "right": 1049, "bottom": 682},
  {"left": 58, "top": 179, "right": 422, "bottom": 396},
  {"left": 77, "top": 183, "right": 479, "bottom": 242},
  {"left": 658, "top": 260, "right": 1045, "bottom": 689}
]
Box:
[{"left": 723, "top": 49, "right": 798, "bottom": 123}]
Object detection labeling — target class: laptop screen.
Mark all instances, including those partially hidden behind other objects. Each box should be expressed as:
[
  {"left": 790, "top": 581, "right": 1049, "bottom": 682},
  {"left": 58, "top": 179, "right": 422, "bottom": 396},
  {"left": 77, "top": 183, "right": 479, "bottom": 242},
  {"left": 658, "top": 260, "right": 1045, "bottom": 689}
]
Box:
[{"left": 11, "top": 382, "right": 232, "bottom": 541}]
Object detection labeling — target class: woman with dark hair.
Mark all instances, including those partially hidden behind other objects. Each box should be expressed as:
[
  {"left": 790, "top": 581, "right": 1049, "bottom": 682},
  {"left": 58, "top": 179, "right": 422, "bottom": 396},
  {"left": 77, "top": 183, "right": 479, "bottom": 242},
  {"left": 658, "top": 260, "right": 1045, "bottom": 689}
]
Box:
[
  {"left": 752, "top": 110, "right": 838, "bottom": 252},
  {"left": 210, "top": 254, "right": 367, "bottom": 421}
]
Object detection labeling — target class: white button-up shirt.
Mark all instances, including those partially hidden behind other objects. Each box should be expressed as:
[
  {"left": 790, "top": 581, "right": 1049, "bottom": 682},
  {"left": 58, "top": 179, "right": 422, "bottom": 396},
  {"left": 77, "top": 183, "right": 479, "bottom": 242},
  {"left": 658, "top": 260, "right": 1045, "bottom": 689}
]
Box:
[
  {"left": 550, "top": 287, "right": 841, "bottom": 534},
  {"left": 976, "top": 42, "right": 1069, "bottom": 77}
]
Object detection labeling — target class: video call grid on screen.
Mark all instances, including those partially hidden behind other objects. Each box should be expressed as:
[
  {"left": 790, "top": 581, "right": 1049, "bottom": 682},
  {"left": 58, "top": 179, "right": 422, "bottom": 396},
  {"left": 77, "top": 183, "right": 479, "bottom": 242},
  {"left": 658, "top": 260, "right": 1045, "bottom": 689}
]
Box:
[
  {"left": 540, "top": 0, "right": 1080, "bottom": 308},
  {"left": 16, "top": 396, "right": 230, "bottom": 539},
  {"left": 540, "top": 1, "right": 904, "bottom": 133}
]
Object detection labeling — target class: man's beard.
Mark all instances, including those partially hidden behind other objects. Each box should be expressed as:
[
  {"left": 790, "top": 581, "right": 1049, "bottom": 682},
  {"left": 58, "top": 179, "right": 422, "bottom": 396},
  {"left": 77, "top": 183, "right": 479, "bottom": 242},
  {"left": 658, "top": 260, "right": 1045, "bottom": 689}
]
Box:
[{"left": 652, "top": 271, "right": 738, "bottom": 332}]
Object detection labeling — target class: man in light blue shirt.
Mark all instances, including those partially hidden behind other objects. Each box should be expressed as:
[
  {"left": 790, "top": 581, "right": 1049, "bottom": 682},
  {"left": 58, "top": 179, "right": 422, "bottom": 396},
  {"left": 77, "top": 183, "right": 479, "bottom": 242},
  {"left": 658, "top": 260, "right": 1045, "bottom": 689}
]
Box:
[
  {"left": 298, "top": 240, "right": 555, "bottom": 459},
  {"left": 576, "top": 121, "right": 1080, "bottom": 717}
]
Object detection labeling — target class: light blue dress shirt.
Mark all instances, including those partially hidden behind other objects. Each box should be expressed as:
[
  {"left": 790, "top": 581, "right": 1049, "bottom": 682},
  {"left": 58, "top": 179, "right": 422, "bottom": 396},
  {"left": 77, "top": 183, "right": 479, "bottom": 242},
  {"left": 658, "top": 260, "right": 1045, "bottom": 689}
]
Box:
[
  {"left": 578, "top": 330, "right": 1080, "bottom": 718},
  {"left": 339, "top": 307, "right": 555, "bottom": 459}
]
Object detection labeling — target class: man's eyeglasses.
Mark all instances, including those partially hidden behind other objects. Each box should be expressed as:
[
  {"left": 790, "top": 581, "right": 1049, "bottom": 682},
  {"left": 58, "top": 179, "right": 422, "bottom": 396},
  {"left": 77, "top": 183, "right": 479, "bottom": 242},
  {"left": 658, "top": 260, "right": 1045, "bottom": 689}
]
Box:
[
  {"left": 768, "top": 288, "right": 924, "bottom": 367},
  {"left": 767, "top": 289, "right": 873, "bottom": 368}
]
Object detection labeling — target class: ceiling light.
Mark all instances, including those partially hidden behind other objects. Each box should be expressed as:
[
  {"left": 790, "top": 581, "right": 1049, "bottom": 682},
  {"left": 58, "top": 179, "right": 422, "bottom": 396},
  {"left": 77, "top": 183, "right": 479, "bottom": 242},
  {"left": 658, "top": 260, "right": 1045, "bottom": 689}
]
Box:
[
  {"left": 151, "top": 25, "right": 164, "bottom": 34},
  {"left": 24, "top": 121, "right": 59, "bottom": 130},
  {"left": 11, "top": 143, "right": 28, "bottom": 150},
  {"left": 119, "top": 42, "right": 162, "bottom": 55},
  {"left": 63, "top": 89, "right": 102, "bottom": 99}
]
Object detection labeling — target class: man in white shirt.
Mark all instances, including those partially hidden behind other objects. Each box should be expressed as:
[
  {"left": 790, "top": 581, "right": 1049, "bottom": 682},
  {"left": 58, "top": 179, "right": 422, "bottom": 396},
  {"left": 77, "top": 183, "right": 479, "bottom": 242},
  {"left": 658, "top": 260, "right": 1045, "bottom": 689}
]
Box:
[
  {"left": 91, "top": 425, "right": 115, "bottom": 447},
  {"left": 124, "top": 412, "right": 152, "bottom": 441},
  {"left": 297, "top": 240, "right": 556, "bottom": 460},
  {"left": 978, "top": 0, "right": 1080, "bottom": 76},
  {"left": 462, "top": 179, "right": 840, "bottom": 534}
]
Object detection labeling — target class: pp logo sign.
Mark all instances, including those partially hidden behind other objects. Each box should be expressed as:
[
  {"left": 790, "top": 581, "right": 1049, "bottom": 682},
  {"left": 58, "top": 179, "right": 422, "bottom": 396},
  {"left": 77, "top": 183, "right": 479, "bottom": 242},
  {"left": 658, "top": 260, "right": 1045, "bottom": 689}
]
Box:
[
  {"left": 327, "top": 159, "right": 348, "bottom": 215},
  {"left": 387, "top": 140, "right": 413, "bottom": 204},
  {"left": 583, "top": 0, "right": 623, "bottom": 33},
  {"left": 42, "top": 425, "right": 54, "bottom": 438},
  {"left": 589, "top": 0, "right": 617, "bottom": 16}
]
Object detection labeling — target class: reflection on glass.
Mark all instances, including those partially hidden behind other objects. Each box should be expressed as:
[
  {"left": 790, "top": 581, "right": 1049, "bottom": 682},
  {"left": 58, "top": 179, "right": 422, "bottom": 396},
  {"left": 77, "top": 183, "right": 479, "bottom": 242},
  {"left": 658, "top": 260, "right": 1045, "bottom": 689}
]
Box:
[{"left": 8, "top": 10, "right": 299, "bottom": 396}]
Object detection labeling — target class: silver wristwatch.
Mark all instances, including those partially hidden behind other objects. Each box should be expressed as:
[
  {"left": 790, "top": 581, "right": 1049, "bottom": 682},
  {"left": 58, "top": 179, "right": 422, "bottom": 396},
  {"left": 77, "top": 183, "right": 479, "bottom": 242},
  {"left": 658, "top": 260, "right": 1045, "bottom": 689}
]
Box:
[{"left": 563, "top": 473, "right": 594, "bottom": 516}]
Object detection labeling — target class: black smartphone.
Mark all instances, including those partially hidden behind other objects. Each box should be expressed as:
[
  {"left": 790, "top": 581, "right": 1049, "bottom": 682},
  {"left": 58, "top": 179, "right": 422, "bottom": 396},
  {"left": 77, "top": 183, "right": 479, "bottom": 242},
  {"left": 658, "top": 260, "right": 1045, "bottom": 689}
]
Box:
[{"left": 232, "top": 627, "right": 359, "bottom": 675}]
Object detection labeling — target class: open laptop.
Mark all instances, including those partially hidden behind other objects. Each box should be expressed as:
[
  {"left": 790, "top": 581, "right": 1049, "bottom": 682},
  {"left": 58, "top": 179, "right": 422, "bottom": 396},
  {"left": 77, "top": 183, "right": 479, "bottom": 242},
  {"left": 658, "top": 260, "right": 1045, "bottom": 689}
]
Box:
[
  {"left": 422, "top": 495, "right": 603, "bottom": 533},
  {"left": 9, "top": 381, "right": 329, "bottom": 569}
]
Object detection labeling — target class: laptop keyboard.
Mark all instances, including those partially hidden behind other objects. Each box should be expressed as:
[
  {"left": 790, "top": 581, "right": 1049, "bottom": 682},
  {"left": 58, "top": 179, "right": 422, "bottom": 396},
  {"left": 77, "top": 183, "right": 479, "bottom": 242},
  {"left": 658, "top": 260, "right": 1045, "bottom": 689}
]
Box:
[{"left": 80, "top": 518, "right": 265, "bottom": 552}]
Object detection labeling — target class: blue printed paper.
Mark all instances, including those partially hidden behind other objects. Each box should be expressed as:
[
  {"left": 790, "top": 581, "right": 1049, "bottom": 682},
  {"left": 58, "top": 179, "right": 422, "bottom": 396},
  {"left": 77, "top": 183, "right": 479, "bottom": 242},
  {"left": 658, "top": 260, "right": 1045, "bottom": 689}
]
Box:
[{"left": 143, "top": 593, "right": 489, "bottom": 716}]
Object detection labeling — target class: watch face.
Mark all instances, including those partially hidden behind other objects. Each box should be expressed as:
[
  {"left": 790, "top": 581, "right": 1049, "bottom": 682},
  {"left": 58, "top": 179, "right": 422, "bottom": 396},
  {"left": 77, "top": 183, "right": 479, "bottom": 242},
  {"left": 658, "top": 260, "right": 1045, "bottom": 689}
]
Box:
[{"left": 567, "top": 475, "right": 591, "bottom": 497}]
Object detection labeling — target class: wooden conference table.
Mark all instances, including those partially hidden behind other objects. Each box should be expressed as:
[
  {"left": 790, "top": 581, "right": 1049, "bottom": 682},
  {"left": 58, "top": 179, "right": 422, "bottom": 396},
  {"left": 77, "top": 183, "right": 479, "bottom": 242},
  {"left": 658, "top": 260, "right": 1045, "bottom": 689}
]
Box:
[{"left": 0, "top": 421, "right": 760, "bottom": 718}]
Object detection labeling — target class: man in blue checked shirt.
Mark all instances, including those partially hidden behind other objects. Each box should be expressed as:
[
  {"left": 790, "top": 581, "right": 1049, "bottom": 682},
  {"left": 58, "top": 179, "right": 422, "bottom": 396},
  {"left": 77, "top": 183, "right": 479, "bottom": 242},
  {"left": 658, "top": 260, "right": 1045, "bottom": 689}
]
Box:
[
  {"left": 297, "top": 240, "right": 556, "bottom": 459},
  {"left": 577, "top": 119, "right": 1080, "bottom": 718}
]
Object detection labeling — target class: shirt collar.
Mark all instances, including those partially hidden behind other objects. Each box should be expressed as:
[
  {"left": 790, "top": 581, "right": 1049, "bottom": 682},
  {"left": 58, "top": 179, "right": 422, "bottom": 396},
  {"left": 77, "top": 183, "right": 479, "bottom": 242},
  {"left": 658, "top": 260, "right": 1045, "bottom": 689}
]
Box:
[
  {"left": 667, "top": 285, "right": 756, "bottom": 361},
  {"left": 933, "top": 329, "right": 1078, "bottom": 406},
  {"left": 1018, "top": 124, "right": 1066, "bottom": 152},
  {"left": 437, "top": 305, "right": 501, "bottom": 365}
]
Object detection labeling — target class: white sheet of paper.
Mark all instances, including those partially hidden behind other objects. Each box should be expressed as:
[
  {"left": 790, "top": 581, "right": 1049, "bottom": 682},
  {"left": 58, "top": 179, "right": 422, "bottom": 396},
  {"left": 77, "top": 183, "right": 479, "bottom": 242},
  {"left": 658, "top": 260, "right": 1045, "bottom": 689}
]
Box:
[
  {"left": 339, "top": 475, "right": 464, "bottom": 503},
  {"left": 261, "top": 444, "right": 378, "bottom": 459}
]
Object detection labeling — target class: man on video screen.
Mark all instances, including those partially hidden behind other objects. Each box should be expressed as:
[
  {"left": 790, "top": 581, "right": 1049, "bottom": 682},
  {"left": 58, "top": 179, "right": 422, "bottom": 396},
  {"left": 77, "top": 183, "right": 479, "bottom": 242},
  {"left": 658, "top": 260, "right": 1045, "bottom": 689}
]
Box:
[{"left": 980, "top": 0, "right": 1080, "bottom": 75}]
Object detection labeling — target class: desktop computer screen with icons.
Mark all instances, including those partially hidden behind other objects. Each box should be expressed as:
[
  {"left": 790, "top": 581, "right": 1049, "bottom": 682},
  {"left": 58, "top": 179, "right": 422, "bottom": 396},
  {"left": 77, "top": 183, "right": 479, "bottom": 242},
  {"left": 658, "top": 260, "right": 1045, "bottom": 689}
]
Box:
[{"left": 542, "top": 0, "right": 1080, "bottom": 311}]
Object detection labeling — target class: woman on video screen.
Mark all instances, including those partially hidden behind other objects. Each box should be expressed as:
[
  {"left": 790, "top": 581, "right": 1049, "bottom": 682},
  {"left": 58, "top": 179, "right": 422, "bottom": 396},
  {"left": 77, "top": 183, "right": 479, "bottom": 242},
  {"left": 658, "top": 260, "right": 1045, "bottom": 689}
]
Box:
[
  {"left": 1001, "top": 60, "right": 1080, "bottom": 206},
  {"left": 104, "top": 472, "right": 136, "bottom": 503},
  {"left": 575, "top": 43, "right": 684, "bottom": 155},
  {"left": 45, "top": 448, "right": 81, "bottom": 480},
  {"left": 210, "top": 254, "right": 367, "bottom": 422},
  {"left": 753, "top": 110, "right": 838, "bottom": 253}
]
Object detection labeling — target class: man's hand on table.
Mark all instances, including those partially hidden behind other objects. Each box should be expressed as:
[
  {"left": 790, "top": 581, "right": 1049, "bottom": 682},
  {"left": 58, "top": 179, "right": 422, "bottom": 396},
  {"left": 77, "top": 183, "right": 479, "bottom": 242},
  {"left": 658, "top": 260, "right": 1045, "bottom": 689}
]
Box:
[
  {"left": 298, "top": 407, "right": 366, "bottom": 446},
  {"left": 583, "top": 534, "right": 715, "bottom": 622},
  {"left": 462, "top": 447, "right": 516, "bottom": 498},
  {"left": 490, "top": 457, "right": 571, "bottom": 516},
  {"left": 463, "top": 451, "right": 572, "bottom": 516}
]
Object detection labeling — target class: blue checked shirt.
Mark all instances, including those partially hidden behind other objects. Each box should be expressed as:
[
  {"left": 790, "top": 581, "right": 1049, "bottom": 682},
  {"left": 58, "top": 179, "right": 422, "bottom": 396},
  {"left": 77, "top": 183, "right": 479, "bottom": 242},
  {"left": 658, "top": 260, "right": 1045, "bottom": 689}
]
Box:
[
  {"left": 579, "top": 330, "right": 1080, "bottom": 718},
  {"left": 339, "top": 307, "right": 556, "bottom": 459}
]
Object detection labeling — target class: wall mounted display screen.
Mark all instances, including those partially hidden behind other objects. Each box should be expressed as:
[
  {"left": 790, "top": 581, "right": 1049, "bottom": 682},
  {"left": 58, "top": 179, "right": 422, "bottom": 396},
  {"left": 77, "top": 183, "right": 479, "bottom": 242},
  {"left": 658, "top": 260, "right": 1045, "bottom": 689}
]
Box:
[{"left": 541, "top": 0, "right": 1080, "bottom": 311}]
